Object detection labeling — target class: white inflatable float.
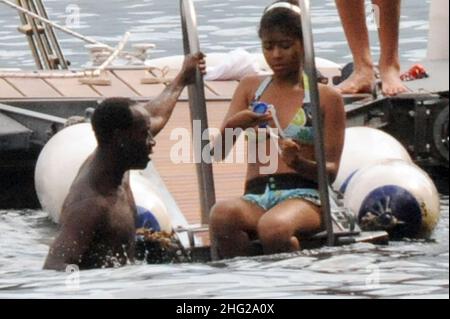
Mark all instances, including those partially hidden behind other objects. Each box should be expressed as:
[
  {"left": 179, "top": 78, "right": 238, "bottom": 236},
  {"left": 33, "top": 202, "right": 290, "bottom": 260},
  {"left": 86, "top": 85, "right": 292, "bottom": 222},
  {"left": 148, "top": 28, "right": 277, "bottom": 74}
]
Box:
[
  {"left": 344, "top": 159, "right": 441, "bottom": 239},
  {"left": 332, "top": 127, "right": 440, "bottom": 238},
  {"left": 333, "top": 127, "right": 413, "bottom": 193},
  {"left": 34, "top": 123, "right": 184, "bottom": 235},
  {"left": 147, "top": 51, "right": 341, "bottom": 82}
]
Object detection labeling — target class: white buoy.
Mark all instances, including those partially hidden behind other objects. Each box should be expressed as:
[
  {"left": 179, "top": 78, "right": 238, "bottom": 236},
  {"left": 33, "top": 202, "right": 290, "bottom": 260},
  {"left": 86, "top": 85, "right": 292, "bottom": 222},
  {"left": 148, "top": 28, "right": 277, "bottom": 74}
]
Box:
[
  {"left": 147, "top": 52, "right": 341, "bottom": 82},
  {"left": 344, "top": 159, "right": 441, "bottom": 239},
  {"left": 34, "top": 123, "right": 172, "bottom": 233},
  {"left": 333, "top": 127, "right": 412, "bottom": 193}
]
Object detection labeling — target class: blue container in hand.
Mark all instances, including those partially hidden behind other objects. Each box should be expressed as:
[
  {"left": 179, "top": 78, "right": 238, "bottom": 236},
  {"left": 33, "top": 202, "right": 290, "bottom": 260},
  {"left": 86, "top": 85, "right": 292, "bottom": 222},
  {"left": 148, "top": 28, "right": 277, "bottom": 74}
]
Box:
[{"left": 252, "top": 102, "right": 270, "bottom": 128}]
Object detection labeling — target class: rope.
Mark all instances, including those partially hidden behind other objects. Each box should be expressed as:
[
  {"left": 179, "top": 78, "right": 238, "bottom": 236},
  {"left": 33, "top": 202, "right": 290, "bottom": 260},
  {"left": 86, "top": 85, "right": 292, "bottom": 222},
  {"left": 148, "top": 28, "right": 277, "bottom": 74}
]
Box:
[
  {"left": 92, "top": 32, "right": 131, "bottom": 77},
  {"left": 0, "top": 0, "right": 141, "bottom": 61}
]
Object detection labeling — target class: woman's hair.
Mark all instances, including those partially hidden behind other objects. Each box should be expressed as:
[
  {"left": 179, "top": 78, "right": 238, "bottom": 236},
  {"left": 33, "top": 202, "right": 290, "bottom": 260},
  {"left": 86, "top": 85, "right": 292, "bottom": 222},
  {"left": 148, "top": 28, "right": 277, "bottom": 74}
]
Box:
[{"left": 258, "top": 0, "right": 303, "bottom": 41}]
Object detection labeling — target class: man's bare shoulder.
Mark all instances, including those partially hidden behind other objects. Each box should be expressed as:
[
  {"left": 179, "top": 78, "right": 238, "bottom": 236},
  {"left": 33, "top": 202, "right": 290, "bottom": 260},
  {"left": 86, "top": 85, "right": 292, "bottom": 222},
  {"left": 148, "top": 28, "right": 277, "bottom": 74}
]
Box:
[
  {"left": 132, "top": 103, "right": 151, "bottom": 117},
  {"left": 60, "top": 194, "right": 108, "bottom": 225}
]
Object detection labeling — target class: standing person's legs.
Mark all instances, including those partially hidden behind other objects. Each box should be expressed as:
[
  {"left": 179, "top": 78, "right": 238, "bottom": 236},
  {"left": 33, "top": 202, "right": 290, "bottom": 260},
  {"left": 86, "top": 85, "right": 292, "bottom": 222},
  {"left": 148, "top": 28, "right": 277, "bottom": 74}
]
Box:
[
  {"left": 335, "top": 0, "right": 375, "bottom": 94},
  {"left": 373, "top": 0, "right": 408, "bottom": 96}
]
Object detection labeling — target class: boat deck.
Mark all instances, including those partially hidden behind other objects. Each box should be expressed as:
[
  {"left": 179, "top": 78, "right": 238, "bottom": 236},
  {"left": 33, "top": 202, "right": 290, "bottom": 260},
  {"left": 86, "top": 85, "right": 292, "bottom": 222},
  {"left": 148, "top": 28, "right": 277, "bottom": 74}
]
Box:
[{"left": 0, "top": 68, "right": 238, "bottom": 100}]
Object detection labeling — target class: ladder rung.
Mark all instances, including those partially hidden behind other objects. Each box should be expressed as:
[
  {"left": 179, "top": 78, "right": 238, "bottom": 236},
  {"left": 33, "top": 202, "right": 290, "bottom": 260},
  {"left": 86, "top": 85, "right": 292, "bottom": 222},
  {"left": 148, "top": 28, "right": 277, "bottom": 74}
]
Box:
[
  {"left": 48, "top": 55, "right": 63, "bottom": 69},
  {"left": 14, "top": 1, "right": 68, "bottom": 70},
  {"left": 47, "top": 54, "right": 59, "bottom": 62},
  {"left": 17, "top": 24, "right": 45, "bottom": 35}
]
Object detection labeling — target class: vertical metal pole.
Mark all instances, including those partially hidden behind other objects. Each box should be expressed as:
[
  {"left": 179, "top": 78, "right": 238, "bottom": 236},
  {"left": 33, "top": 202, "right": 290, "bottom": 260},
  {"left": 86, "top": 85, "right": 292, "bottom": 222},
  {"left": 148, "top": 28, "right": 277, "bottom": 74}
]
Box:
[
  {"left": 21, "top": 0, "right": 50, "bottom": 69},
  {"left": 28, "top": 0, "right": 54, "bottom": 67},
  {"left": 15, "top": 0, "right": 42, "bottom": 69},
  {"left": 180, "top": 0, "right": 217, "bottom": 225},
  {"left": 35, "top": 0, "right": 68, "bottom": 69},
  {"left": 298, "top": 0, "right": 335, "bottom": 246}
]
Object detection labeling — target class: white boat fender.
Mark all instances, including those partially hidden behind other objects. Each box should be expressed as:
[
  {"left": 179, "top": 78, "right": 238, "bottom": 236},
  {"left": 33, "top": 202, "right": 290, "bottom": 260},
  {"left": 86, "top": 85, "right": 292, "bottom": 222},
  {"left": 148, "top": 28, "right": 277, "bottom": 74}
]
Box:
[
  {"left": 344, "top": 159, "right": 441, "bottom": 239},
  {"left": 333, "top": 127, "right": 413, "bottom": 193}
]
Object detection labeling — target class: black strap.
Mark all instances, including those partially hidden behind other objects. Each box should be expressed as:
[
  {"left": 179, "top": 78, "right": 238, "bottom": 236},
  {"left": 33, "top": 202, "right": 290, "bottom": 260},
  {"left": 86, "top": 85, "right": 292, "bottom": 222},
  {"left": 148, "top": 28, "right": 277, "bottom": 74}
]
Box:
[{"left": 245, "top": 174, "right": 318, "bottom": 195}]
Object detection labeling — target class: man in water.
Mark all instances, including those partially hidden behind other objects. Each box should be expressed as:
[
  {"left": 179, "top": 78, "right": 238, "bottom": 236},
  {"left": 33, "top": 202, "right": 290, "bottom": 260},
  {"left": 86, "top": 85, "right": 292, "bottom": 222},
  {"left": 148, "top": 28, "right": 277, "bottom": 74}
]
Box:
[{"left": 44, "top": 53, "right": 205, "bottom": 270}]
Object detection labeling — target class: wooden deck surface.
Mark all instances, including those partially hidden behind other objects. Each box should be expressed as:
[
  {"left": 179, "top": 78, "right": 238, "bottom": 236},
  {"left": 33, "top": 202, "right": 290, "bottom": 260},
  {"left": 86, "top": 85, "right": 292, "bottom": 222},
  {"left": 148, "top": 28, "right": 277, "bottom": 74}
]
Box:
[
  {"left": 151, "top": 101, "right": 247, "bottom": 224},
  {"left": 0, "top": 68, "right": 238, "bottom": 100}
]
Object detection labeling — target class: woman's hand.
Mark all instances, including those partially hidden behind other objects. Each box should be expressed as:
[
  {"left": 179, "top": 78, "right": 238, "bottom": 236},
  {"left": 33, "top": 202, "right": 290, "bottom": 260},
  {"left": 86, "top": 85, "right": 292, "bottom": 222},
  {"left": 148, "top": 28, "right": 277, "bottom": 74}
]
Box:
[
  {"left": 279, "top": 138, "right": 303, "bottom": 170},
  {"left": 226, "top": 109, "right": 272, "bottom": 130}
]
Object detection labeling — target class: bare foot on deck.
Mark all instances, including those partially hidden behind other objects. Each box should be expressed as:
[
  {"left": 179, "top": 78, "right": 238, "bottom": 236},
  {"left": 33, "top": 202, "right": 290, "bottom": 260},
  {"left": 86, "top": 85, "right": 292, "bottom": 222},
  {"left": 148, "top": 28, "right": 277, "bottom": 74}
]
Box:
[
  {"left": 335, "top": 69, "right": 375, "bottom": 95},
  {"left": 380, "top": 65, "right": 409, "bottom": 96}
]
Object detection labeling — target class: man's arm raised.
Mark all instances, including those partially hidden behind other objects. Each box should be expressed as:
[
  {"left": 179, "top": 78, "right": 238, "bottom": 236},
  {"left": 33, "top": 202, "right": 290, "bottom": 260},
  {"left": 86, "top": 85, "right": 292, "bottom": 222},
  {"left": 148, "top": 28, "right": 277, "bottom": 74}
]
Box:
[{"left": 142, "top": 53, "right": 206, "bottom": 137}]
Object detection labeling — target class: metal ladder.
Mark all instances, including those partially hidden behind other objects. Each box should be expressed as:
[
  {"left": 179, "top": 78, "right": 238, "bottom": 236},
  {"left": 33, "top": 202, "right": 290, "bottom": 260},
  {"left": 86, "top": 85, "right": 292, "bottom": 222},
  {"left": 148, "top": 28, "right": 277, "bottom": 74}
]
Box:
[{"left": 15, "top": 0, "right": 68, "bottom": 70}]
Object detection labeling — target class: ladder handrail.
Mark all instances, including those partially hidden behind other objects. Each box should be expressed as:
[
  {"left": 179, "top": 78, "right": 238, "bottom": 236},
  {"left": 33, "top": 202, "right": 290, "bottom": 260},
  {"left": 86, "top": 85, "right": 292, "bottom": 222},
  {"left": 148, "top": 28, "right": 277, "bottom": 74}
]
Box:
[
  {"left": 13, "top": 0, "right": 42, "bottom": 68},
  {"left": 180, "top": 0, "right": 217, "bottom": 225},
  {"left": 18, "top": 0, "right": 51, "bottom": 69},
  {"left": 34, "top": 0, "right": 69, "bottom": 69},
  {"left": 298, "top": 0, "right": 335, "bottom": 246}
]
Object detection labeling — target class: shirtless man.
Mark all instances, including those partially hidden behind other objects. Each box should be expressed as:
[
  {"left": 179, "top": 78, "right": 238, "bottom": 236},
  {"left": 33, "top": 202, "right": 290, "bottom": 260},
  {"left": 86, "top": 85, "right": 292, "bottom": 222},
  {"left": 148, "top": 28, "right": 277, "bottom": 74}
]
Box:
[
  {"left": 335, "top": 0, "right": 408, "bottom": 96},
  {"left": 44, "top": 53, "right": 205, "bottom": 270}
]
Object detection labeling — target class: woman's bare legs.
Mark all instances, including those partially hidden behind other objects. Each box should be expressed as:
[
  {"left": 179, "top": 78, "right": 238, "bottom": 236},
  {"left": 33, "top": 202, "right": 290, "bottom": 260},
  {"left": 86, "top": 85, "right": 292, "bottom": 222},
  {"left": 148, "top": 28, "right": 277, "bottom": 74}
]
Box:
[
  {"left": 210, "top": 197, "right": 322, "bottom": 258},
  {"left": 209, "top": 199, "right": 265, "bottom": 260},
  {"left": 257, "top": 199, "right": 322, "bottom": 254}
]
